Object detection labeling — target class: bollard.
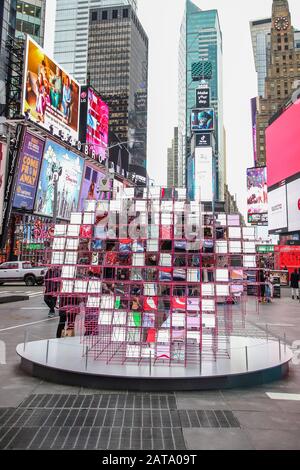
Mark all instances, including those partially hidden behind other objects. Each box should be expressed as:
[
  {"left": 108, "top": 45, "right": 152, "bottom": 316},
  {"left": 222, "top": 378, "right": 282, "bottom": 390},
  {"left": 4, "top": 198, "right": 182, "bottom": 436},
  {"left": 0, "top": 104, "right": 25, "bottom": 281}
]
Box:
[
  {"left": 46, "top": 340, "right": 49, "bottom": 364},
  {"left": 284, "top": 333, "right": 287, "bottom": 353},
  {"left": 266, "top": 324, "right": 269, "bottom": 342},
  {"left": 245, "top": 346, "right": 249, "bottom": 371},
  {"left": 279, "top": 339, "right": 281, "bottom": 361},
  {"left": 85, "top": 346, "right": 88, "bottom": 371},
  {"left": 23, "top": 330, "right": 28, "bottom": 352},
  {"left": 199, "top": 350, "right": 202, "bottom": 375},
  {"left": 149, "top": 351, "right": 152, "bottom": 376}
]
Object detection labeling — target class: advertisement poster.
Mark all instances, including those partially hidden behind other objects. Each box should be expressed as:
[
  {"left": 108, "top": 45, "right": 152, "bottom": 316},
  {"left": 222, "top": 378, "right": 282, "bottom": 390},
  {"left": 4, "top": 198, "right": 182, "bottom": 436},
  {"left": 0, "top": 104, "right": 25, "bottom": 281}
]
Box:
[
  {"left": 195, "top": 147, "right": 213, "bottom": 202},
  {"left": 34, "top": 139, "right": 84, "bottom": 220},
  {"left": 195, "top": 133, "right": 211, "bottom": 147},
  {"left": 0, "top": 143, "right": 7, "bottom": 235},
  {"left": 247, "top": 167, "right": 268, "bottom": 225},
  {"left": 196, "top": 88, "right": 210, "bottom": 108},
  {"left": 287, "top": 177, "right": 300, "bottom": 232},
  {"left": 268, "top": 185, "right": 288, "bottom": 233},
  {"left": 12, "top": 132, "right": 44, "bottom": 210},
  {"left": 191, "top": 109, "right": 214, "bottom": 132},
  {"left": 78, "top": 163, "right": 108, "bottom": 210},
  {"left": 22, "top": 37, "right": 80, "bottom": 140}
]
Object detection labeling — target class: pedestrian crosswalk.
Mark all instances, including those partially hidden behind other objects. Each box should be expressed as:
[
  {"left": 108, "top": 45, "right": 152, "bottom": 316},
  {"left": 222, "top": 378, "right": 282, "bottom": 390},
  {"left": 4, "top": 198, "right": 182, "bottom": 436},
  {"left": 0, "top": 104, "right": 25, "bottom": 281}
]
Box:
[{"left": 0, "top": 290, "right": 43, "bottom": 298}]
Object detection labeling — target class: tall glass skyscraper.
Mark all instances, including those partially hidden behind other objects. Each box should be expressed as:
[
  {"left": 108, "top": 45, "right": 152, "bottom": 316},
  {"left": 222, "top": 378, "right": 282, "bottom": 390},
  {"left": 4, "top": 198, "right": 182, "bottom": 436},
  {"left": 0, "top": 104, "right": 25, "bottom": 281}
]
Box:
[
  {"left": 178, "top": 0, "right": 224, "bottom": 201},
  {"left": 15, "top": 0, "right": 46, "bottom": 46},
  {"left": 54, "top": 0, "right": 137, "bottom": 84}
]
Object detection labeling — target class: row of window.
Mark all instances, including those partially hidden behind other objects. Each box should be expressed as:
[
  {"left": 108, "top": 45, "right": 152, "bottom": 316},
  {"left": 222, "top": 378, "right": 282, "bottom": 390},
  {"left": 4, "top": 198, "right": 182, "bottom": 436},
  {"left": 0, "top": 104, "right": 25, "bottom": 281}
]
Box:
[
  {"left": 91, "top": 9, "right": 129, "bottom": 21},
  {"left": 16, "top": 1, "right": 42, "bottom": 19}
]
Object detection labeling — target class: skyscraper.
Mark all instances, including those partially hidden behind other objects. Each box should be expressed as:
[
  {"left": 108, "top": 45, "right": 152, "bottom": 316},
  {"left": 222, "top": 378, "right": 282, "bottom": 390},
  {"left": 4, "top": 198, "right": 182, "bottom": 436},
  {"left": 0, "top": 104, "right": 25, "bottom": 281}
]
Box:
[
  {"left": 88, "top": 4, "right": 148, "bottom": 184},
  {"left": 255, "top": 0, "right": 300, "bottom": 166},
  {"left": 167, "top": 127, "right": 179, "bottom": 188},
  {"left": 178, "top": 0, "right": 224, "bottom": 201},
  {"left": 0, "top": 0, "right": 16, "bottom": 115},
  {"left": 54, "top": 0, "right": 137, "bottom": 85}
]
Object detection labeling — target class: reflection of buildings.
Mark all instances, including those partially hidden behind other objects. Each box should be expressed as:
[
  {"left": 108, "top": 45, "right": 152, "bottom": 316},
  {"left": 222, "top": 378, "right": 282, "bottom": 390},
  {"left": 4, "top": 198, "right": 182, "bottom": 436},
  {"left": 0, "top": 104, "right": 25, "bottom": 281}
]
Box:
[
  {"left": 15, "top": 0, "right": 46, "bottom": 46},
  {"left": 167, "top": 127, "right": 179, "bottom": 188},
  {"left": 87, "top": 4, "right": 148, "bottom": 184},
  {"left": 178, "top": 0, "right": 225, "bottom": 201},
  {"left": 252, "top": 0, "right": 300, "bottom": 167},
  {"left": 54, "top": 0, "right": 137, "bottom": 85}
]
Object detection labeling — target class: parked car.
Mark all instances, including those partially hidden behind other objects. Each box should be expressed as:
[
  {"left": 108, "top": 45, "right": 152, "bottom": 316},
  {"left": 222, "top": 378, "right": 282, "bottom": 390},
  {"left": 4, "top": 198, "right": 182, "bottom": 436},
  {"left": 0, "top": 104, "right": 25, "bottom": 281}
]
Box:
[{"left": 0, "top": 262, "right": 47, "bottom": 286}]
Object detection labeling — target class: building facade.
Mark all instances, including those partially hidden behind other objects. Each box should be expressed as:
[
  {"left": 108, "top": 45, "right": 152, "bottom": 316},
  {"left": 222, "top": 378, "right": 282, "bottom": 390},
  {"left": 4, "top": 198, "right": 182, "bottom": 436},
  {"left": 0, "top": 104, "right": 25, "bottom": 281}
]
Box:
[
  {"left": 15, "top": 0, "right": 45, "bottom": 46},
  {"left": 250, "top": 18, "right": 272, "bottom": 98},
  {"left": 0, "top": 0, "right": 16, "bottom": 115},
  {"left": 178, "top": 0, "right": 224, "bottom": 201},
  {"left": 167, "top": 127, "right": 179, "bottom": 188},
  {"left": 54, "top": 0, "right": 137, "bottom": 85},
  {"left": 255, "top": 0, "right": 300, "bottom": 166},
  {"left": 88, "top": 4, "right": 148, "bottom": 184}
]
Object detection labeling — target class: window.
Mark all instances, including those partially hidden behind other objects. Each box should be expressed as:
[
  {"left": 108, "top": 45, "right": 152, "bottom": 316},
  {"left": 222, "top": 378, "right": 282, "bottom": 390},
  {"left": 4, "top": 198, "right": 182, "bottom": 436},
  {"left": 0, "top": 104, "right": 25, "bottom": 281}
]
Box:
[
  {"left": 92, "top": 11, "right": 97, "bottom": 21},
  {"left": 102, "top": 11, "right": 108, "bottom": 20},
  {"left": 285, "top": 45, "right": 289, "bottom": 50},
  {"left": 112, "top": 9, "right": 118, "bottom": 19},
  {"left": 123, "top": 9, "right": 128, "bottom": 18}
]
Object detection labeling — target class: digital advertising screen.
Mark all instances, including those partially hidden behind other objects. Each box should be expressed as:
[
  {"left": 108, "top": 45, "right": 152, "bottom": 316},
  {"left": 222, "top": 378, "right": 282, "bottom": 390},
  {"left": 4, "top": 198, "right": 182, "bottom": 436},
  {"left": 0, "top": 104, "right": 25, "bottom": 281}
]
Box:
[
  {"left": 268, "top": 185, "right": 288, "bottom": 233},
  {"left": 195, "top": 147, "right": 213, "bottom": 202},
  {"left": 287, "top": 177, "right": 300, "bottom": 233},
  {"left": 13, "top": 132, "right": 45, "bottom": 210},
  {"left": 247, "top": 167, "right": 268, "bottom": 225},
  {"left": 191, "top": 108, "right": 214, "bottom": 132},
  {"left": 34, "top": 139, "right": 84, "bottom": 220},
  {"left": 78, "top": 163, "right": 108, "bottom": 211},
  {"left": 195, "top": 88, "right": 210, "bottom": 108},
  {"left": 22, "top": 37, "right": 80, "bottom": 141},
  {"left": 187, "top": 157, "right": 195, "bottom": 201},
  {"left": 79, "top": 86, "right": 109, "bottom": 163},
  {"left": 266, "top": 100, "right": 300, "bottom": 187}
]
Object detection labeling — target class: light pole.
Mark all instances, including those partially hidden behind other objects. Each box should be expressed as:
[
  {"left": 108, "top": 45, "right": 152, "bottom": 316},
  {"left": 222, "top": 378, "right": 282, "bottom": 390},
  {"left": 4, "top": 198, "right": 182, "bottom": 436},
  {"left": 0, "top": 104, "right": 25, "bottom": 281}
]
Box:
[{"left": 52, "top": 165, "right": 63, "bottom": 225}]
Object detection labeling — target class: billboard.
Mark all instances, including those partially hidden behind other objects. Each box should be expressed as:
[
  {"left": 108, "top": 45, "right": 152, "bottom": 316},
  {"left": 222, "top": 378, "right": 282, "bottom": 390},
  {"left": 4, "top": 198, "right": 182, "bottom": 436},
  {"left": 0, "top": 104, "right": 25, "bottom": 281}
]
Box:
[
  {"left": 0, "top": 142, "right": 7, "bottom": 235},
  {"left": 268, "top": 185, "right": 288, "bottom": 233},
  {"left": 78, "top": 163, "right": 107, "bottom": 211},
  {"left": 195, "top": 147, "right": 213, "bottom": 202},
  {"left": 195, "top": 88, "right": 210, "bottom": 108},
  {"left": 194, "top": 133, "right": 212, "bottom": 148},
  {"left": 12, "top": 132, "right": 44, "bottom": 210},
  {"left": 266, "top": 101, "right": 300, "bottom": 187},
  {"left": 22, "top": 37, "right": 80, "bottom": 141},
  {"left": 34, "top": 139, "right": 84, "bottom": 220},
  {"left": 287, "top": 177, "right": 300, "bottom": 233},
  {"left": 79, "top": 86, "right": 109, "bottom": 163},
  {"left": 191, "top": 109, "right": 214, "bottom": 132},
  {"left": 247, "top": 167, "right": 268, "bottom": 225},
  {"left": 251, "top": 97, "right": 257, "bottom": 164}
]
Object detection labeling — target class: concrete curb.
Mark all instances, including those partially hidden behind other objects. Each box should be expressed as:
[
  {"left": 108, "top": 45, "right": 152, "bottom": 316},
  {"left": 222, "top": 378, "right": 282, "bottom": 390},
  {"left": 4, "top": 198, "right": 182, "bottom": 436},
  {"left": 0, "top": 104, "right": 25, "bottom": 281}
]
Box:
[{"left": 0, "top": 295, "right": 30, "bottom": 304}]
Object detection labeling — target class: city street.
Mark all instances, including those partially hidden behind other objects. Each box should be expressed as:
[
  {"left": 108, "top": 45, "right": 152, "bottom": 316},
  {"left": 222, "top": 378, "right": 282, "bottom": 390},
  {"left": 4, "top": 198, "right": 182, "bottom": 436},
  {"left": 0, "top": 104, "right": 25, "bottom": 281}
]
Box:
[{"left": 0, "top": 287, "right": 300, "bottom": 450}]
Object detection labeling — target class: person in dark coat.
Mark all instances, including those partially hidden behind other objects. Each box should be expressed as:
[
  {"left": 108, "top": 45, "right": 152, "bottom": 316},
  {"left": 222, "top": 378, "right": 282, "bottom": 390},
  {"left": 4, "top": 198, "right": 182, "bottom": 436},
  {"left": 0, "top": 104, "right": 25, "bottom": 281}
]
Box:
[
  {"left": 44, "top": 267, "right": 60, "bottom": 318},
  {"left": 290, "top": 269, "right": 299, "bottom": 300}
]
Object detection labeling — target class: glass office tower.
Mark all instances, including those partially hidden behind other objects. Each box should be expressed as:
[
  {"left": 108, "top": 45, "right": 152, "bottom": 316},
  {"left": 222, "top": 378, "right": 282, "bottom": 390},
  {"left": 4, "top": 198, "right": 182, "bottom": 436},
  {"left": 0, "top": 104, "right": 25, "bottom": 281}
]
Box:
[
  {"left": 178, "top": 0, "right": 224, "bottom": 201},
  {"left": 0, "top": 0, "right": 16, "bottom": 115},
  {"left": 15, "top": 0, "right": 46, "bottom": 46},
  {"left": 88, "top": 4, "right": 148, "bottom": 184},
  {"left": 54, "top": 0, "right": 137, "bottom": 84}
]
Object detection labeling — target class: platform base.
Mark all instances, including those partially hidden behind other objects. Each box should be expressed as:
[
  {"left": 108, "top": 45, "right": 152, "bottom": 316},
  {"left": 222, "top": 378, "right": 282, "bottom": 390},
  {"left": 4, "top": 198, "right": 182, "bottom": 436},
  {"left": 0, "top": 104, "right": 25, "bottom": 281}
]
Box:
[{"left": 17, "top": 336, "right": 292, "bottom": 391}]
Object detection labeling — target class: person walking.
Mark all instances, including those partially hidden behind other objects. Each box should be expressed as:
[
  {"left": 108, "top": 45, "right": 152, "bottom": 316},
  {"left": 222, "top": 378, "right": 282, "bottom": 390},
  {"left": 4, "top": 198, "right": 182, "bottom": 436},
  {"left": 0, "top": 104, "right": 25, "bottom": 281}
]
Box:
[
  {"left": 44, "top": 267, "right": 58, "bottom": 318},
  {"left": 290, "top": 269, "right": 299, "bottom": 300},
  {"left": 258, "top": 268, "right": 266, "bottom": 303}
]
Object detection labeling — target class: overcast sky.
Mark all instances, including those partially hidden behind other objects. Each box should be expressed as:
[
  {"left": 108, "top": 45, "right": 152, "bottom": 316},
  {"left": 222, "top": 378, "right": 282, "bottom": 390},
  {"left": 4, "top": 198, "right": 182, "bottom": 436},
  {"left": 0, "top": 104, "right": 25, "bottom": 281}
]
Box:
[{"left": 45, "top": 0, "right": 300, "bottom": 218}]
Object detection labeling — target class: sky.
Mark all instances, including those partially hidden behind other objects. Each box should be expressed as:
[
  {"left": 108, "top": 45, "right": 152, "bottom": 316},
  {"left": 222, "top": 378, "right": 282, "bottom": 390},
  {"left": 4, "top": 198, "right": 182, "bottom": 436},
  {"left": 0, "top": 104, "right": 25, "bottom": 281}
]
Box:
[{"left": 45, "top": 0, "right": 300, "bottom": 218}]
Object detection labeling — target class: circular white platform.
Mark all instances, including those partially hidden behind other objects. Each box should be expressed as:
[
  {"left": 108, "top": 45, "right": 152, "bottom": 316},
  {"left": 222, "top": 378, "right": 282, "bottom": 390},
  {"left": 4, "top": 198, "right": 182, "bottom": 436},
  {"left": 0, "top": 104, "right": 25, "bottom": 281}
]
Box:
[{"left": 17, "top": 336, "right": 293, "bottom": 391}]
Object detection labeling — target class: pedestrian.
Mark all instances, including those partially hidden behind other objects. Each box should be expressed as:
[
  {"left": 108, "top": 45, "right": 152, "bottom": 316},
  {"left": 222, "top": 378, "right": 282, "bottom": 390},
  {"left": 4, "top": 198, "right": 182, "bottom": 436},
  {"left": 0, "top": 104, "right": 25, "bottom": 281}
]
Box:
[
  {"left": 265, "top": 272, "right": 273, "bottom": 303},
  {"left": 44, "top": 267, "right": 59, "bottom": 318},
  {"left": 290, "top": 269, "right": 299, "bottom": 300},
  {"left": 258, "top": 268, "right": 265, "bottom": 303}
]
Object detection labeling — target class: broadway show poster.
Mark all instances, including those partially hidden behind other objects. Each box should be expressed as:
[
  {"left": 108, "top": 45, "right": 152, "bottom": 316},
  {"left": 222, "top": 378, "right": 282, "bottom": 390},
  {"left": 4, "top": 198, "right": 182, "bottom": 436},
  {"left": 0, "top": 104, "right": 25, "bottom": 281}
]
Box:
[
  {"left": 78, "top": 163, "right": 108, "bottom": 210},
  {"left": 22, "top": 37, "right": 80, "bottom": 140},
  {"left": 34, "top": 139, "right": 84, "bottom": 220},
  {"left": 13, "top": 133, "right": 45, "bottom": 210}
]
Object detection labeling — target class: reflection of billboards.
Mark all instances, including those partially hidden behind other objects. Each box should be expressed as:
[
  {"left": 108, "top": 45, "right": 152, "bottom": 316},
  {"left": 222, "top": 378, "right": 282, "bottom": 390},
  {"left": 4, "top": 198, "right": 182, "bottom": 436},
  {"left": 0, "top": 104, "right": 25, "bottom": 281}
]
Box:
[
  {"left": 247, "top": 167, "right": 268, "bottom": 225},
  {"left": 78, "top": 163, "right": 107, "bottom": 211},
  {"left": 195, "top": 147, "right": 213, "bottom": 202},
  {"left": 195, "top": 88, "right": 210, "bottom": 108},
  {"left": 13, "top": 132, "right": 44, "bottom": 210},
  {"left": 287, "top": 177, "right": 300, "bottom": 233},
  {"left": 266, "top": 101, "right": 300, "bottom": 187},
  {"left": 191, "top": 109, "right": 214, "bottom": 132},
  {"left": 79, "top": 86, "right": 109, "bottom": 163},
  {"left": 22, "top": 37, "right": 80, "bottom": 140},
  {"left": 34, "top": 140, "right": 84, "bottom": 220},
  {"left": 268, "top": 185, "right": 288, "bottom": 233}
]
